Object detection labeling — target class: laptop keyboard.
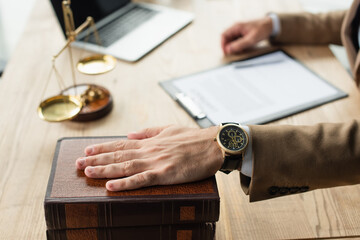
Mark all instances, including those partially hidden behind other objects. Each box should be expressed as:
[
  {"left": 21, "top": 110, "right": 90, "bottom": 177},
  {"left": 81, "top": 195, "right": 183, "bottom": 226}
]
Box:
[{"left": 85, "top": 6, "right": 158, "bottom": 47}]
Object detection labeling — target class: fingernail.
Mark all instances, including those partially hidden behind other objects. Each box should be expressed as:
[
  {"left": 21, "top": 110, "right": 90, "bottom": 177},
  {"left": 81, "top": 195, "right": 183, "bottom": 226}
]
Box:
[
  {"left": 86, "top": 166, "right": 93, "bottom": 174},
  {"left": 77, "top": 158, "right": 85, "bottom": 167},
  {"left": 128, "top": 131, "right": 138, "bottom": 137},
  {"left": 85, "top": 146, "right": 94, "bottom": 155},
  {"left": 127, "top": 132, "right": 138, "bottom": 139},
  {"left": 106, "top": 181, "right": 114, "bottom": 190}
]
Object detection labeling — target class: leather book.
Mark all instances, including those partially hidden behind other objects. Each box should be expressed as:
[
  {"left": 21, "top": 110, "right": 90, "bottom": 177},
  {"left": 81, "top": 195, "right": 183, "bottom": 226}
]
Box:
[
  {"left": 46, "top": 223, "right": 215, "bottom": 240},
  {"left": 44, "top": 137, "right": 220, "bottom": 230}
]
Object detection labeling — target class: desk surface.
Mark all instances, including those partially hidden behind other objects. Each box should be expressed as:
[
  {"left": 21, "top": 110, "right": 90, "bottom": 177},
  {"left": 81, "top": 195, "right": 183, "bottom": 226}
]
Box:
[{"left": 1, "top": 0, "right": 360, "bottom": 239}]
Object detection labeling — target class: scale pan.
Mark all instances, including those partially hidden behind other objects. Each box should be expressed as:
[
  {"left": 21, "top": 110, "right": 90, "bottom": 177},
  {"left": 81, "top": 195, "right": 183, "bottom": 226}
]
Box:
[
  {"left": 38, "top": 95, "right": 82, "bottom": 122},
  {"left": 77, "top": 54, "right": 116, "bottom": 75}
]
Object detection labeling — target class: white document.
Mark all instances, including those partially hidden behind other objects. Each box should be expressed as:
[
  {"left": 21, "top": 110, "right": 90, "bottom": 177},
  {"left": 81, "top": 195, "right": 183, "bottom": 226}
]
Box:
[{"left": 172, "top": 51, "right": 346, "bottom": 125}]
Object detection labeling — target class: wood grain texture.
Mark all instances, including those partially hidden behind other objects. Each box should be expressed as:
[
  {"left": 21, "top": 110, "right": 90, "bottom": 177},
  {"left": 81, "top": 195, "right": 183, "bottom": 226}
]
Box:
[{"left": 0, "top": 0, "right": 360, "bottom": 239}]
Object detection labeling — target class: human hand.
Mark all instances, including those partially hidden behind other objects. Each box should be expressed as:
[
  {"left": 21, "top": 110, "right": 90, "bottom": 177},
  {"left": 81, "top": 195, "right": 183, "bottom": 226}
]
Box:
[
  {"left": 221, "top": 16, "right": 273, "bottom": 55},
  {"left": 75, "top": 125, "right": 223, "bottom": 191}
]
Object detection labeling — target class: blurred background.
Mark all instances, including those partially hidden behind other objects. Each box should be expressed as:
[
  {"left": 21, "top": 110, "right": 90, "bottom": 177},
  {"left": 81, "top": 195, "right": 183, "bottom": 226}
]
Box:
[
  {"left": 0, "top": 0, "right": 353, "bottom": 79},
  {"left": 0, "top": 0, "right": 36, "bottom": 77}
]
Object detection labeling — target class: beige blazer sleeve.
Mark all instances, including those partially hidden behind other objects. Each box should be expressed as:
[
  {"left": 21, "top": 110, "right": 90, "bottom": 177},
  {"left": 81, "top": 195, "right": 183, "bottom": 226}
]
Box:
[
  {"left": 271, "top": 11, "right": 346, "bottom": 45},
  {"left": 243, "top": 121, "right": 360, "bottom": 202}
]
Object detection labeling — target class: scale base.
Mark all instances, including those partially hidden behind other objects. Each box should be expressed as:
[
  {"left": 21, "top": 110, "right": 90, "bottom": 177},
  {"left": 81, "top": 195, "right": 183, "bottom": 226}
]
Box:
[{"left": 61, "top": 84, "right": 113, "bottom": 121}]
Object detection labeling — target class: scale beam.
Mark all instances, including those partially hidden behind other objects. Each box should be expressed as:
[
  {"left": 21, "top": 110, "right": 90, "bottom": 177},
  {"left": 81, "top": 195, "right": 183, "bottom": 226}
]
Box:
[{"left": 37, "top": 0, "right": 115, "bottom": 122}]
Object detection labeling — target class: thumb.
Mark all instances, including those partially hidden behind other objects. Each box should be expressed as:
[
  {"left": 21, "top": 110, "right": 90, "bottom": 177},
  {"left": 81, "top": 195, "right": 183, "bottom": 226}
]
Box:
[{"left": 127, "top": 126, "right": 170, "bottom": 140}]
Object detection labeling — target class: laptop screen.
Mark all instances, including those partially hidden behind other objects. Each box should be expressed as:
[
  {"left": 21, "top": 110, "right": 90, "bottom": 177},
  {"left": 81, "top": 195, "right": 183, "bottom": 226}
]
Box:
[{"left": 50, "top": 0, "right": 131, "bottom": 36}]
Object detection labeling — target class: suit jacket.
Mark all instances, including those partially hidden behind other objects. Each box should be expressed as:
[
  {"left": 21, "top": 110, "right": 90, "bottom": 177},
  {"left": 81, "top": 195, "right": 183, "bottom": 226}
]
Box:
[{"left": 245, "top": 0, "right": 360, "bottom": 202}]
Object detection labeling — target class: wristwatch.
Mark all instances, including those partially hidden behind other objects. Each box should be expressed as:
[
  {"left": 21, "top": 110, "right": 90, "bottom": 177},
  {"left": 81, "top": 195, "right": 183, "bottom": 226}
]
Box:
[{"left": 215, "top": 123, "right": 249, "bottom": 174}]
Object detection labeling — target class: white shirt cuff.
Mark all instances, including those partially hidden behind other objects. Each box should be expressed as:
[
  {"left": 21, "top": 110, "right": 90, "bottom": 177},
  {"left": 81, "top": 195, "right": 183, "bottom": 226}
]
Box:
[
  {"left": 240, "top": 125, "right": 253, "bottom": 177},
  {"left": 268, "top": 13, "right": 281, "bottom": 37}
]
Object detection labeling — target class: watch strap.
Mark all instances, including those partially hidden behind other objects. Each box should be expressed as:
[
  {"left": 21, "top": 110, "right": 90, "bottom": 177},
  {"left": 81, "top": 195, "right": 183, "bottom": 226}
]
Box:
[{"left": 220, "top": 153, "right": 243, "bottom": 174}]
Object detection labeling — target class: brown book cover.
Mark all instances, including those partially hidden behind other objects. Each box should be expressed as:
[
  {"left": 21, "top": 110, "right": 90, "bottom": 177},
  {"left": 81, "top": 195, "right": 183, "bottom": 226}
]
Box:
[
  {"left": 44, "top": 137, "right": 220, "bottom": 230},
  {"left": 46, "top": 223, "right": 215, "bottom": 240}
]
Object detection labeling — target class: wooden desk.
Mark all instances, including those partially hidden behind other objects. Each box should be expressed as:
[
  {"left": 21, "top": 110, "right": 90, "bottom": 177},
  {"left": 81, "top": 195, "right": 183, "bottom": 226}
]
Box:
[{"left": 1, "top": 0, "right": 360, "bottom": 239}]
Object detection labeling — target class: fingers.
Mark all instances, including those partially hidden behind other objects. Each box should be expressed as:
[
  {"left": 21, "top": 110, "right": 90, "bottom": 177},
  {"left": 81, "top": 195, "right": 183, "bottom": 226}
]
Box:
[
  {"left": 226, "top": 32, "right": 256, "bottom": 55},
  {"left": 127, "top": 126, "right": 170, "bottom": 140},
  {"left": 222, "top": 23, "right": 244, "bottom": 44},
  {"left": 85, "top": 139, "right": 141, "bottom": 156},
  {"left": 221, "top": 23, "right": 245, "bottom": 54},
  {"left": 106, "top": 171, "right": 158, "bottom": 191},
  {"left": 84, "top": 159, "right": 145, "bottom": 179},
  {"left": 76, "top": 150, "right": 140, "bottom": 170},
  {"left": 221, "top": 17, "right": 273, "bottom": 55}
]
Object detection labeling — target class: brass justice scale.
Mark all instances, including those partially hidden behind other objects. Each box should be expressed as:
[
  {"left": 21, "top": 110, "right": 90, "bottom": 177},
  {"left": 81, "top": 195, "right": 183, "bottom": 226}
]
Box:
[{"left": 38, "top": 0, "right": 116, "bottom": 122}]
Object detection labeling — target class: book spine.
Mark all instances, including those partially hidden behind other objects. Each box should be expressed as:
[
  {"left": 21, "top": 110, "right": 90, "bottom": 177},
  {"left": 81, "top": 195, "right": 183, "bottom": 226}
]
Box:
[
  {"left": 45, "top": 199, "right": 219, "bottom": 230},
  {"left": 46, "top": 223, "right": 215, "bottom": 240}
]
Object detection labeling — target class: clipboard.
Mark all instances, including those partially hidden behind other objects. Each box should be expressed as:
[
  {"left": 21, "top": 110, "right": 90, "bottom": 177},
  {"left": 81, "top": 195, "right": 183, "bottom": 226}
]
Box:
[{"left": 160, "top": 50, "right": 348, "bottom": 128}]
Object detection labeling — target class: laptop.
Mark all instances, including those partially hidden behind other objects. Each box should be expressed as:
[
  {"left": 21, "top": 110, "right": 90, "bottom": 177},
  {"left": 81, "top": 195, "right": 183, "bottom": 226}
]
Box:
[{"left": 50, "top": 0, "right": 194, "bottom": 62}]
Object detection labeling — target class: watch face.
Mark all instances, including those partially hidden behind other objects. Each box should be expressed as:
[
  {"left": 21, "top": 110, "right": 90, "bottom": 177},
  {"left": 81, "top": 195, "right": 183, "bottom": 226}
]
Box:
[{"left": 218, "top": 124, "right": 248, "bottom": 153}]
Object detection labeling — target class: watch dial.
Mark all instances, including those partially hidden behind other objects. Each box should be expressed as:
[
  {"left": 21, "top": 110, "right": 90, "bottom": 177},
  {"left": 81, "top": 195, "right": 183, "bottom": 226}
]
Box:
[{"left": 219, "top": 125, "right": 248, "bottom": 151}]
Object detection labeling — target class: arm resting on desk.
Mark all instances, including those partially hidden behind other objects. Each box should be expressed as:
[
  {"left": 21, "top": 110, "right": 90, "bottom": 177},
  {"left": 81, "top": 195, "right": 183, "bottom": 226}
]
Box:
[
  {"left": 221, "top": 10, "right": 345, "bottom": 55},
  {"left": 271, "top": 11, "right": 346, "bottom": 45},
  {"left": 245, "top": 120, "right": 360, "bottom": 202},
  {"left": 77, "top": 122, "right": 360, "bottom": 201}
]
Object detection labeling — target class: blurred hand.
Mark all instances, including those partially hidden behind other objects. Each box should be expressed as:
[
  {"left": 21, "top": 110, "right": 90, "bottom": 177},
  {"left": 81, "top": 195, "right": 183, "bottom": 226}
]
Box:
[
  {"left": 76, "top": 125, "right": 223, "bottom": 191},
  {"left": 221, "top": 16, "right": 273, "bottom": 55}
]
